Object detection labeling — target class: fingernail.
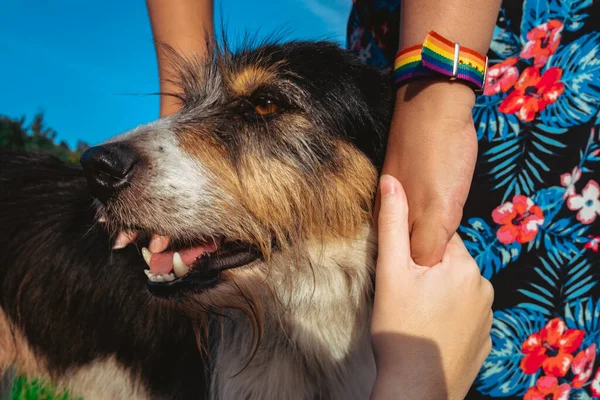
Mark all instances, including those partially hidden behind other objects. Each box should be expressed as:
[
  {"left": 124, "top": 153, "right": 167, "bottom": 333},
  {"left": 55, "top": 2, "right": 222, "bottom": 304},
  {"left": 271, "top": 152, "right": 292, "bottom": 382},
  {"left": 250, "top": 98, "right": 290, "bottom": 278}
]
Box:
[{"left": 380, "top": 174, "right": 396, "bottom": 196}]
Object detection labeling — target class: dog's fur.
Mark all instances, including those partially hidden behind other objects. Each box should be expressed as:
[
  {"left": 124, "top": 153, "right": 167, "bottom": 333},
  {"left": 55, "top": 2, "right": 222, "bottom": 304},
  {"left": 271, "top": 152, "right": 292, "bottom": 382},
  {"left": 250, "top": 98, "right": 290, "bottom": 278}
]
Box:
[{"left": 0, "top": 40, "right": 392, "bottom": 399}]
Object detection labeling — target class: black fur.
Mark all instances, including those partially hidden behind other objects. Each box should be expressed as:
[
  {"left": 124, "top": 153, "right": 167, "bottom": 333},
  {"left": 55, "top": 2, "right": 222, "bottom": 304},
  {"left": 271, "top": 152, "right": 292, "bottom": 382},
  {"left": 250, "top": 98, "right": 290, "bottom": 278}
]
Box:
[
  {"left": 0, "top": 40, "right": 392, "bottom": 399},
  {"left": 172, "top": 39, "right": 392, "bottom": 169},
  {"left": 0, "top": 151, "right": 208, "bottom": 399},
  {"left": 226, "top": 41, "right": 392, "bottom": 167}
]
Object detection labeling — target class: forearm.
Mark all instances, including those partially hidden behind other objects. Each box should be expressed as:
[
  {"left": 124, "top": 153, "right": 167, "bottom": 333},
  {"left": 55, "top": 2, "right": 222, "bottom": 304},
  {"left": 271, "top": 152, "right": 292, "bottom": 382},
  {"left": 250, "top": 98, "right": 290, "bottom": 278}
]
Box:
[
  {"left": 380, "top": 1, "right": 500, "bottom": 265},
  {"left": 399, "top": 0, "right": 501, "bottom": 53},
  {"left": 146, "top": 0, "right": 214, "bottom": 117},
  {"left": 371, "top": 364, "right": 448, "bottom": 400},
  {"left": 389, "top": 0, "right": 502, "bottom": 157}
]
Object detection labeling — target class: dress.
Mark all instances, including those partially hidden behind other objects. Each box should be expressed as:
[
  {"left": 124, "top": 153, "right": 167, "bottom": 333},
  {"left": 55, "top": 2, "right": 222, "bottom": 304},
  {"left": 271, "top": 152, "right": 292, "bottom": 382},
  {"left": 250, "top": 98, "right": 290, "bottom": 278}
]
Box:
[{"left": 348, "top": 1, "right": 600, "bottom": 398}]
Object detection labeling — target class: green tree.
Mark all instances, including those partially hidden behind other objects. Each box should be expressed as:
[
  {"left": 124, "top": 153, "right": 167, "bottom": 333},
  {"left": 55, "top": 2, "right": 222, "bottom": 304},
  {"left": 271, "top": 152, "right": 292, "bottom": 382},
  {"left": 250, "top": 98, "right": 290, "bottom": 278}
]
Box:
[{"left": 0, "top": 113, "right": 89, "bottom": 163}]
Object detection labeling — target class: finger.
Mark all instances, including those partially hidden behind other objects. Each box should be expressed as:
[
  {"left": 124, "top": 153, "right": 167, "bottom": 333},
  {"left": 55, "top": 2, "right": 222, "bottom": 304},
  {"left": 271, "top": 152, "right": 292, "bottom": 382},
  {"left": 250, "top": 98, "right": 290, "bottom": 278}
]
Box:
[
  {"left": 374, "top": 175, "right": 411, "bottom": 315},
  {"left": 410, "top": 216, "right": 452, "bottom": 266},
  {"left": 377, "top": 174, "right": 411, "bottom": 269}
]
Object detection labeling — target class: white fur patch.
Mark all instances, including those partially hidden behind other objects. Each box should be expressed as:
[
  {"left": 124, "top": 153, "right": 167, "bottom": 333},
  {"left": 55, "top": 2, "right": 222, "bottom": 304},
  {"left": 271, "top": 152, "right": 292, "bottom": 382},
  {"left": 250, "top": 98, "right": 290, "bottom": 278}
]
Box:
[
  {"left": 61, "top": 357, "right": 149, "bottom": 400},
  {"left": 103, "top": 118, "right": 228, "bottom": 239},
  {"left": 211, "top": 226, "right": 377, "bottom": 400}
]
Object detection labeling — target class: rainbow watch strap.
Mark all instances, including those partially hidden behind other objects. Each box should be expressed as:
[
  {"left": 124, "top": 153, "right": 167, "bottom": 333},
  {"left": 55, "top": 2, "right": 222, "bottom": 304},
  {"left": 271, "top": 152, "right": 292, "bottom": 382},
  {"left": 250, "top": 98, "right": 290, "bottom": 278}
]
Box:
[{"left": 394, "top": 31, "right": 488, "bottom": 91}]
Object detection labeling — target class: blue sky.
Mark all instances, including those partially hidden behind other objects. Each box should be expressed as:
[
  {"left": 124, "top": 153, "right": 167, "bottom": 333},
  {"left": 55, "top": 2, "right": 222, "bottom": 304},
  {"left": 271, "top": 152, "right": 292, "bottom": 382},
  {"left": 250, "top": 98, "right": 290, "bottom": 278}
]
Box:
[{"left": 0, "top": 0, "right": 350, "bottom": 147}]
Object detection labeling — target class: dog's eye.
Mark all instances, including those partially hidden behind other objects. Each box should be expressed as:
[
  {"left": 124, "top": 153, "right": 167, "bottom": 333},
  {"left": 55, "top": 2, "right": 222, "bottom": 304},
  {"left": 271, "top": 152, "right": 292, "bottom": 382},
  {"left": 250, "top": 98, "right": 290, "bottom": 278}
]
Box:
[{"left": 253, "top": 96, "right": 279, "bottom": 116}]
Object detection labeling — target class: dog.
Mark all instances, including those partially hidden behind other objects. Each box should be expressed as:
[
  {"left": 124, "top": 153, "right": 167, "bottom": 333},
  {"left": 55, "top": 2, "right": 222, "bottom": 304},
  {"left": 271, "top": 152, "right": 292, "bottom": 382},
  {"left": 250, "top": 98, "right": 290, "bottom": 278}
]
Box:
[{"left": 0, "top": 39, "right": 393, "bottom": 399}]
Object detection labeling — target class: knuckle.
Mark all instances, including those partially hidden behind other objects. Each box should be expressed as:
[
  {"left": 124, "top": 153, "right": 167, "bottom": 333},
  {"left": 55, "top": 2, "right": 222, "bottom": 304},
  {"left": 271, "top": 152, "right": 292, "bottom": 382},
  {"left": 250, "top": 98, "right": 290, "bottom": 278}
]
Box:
[
  {"left": 459, "top": 257, "right": 481, "bottom": 280},
  {"left": 482, "top": 278, "right": 495, "bottom": 299},
  {"left": 465, "top": 258, "right": 481, "bottom": 274}
]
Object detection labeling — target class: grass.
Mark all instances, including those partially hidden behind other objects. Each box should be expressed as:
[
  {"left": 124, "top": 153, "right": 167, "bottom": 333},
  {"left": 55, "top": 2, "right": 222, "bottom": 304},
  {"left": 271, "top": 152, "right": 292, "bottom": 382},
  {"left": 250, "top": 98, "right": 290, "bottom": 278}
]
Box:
[{"left": 8, "top": 376, "right": 78, "bottom": 400}]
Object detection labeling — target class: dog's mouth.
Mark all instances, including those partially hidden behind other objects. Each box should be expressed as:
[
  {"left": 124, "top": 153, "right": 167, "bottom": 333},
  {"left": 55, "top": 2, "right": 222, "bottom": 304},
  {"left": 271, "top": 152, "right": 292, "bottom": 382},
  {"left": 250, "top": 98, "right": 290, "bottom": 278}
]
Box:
[{"left": 112, "top": 229, "right": 262, "bottom": 296}]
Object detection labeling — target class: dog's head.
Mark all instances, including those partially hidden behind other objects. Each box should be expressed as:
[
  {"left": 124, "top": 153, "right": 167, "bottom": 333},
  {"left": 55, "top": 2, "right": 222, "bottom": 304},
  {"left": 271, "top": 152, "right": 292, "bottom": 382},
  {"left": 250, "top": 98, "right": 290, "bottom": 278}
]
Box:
[{"left": 80, "top": 40, "right": 391, "bottom": 304}]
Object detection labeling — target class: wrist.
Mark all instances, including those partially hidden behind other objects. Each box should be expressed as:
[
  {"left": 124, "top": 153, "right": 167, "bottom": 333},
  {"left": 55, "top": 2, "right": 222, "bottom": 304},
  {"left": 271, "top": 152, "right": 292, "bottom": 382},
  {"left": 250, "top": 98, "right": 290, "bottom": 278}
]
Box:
[
  {"left": 395, "top": 79, "right": 476, "bottom": 109},
  {"left": 384, "top": 78, "right": 479, "bottom": 178}
]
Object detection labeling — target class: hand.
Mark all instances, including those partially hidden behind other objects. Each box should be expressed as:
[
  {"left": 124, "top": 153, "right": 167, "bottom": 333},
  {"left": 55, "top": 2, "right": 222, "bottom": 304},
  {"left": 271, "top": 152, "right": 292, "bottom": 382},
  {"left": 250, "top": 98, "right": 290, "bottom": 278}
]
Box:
[
  {"left": 370, "top": 175, "right": 493, "bottom": 400},
  {"left": 379, "top": 80, "right": 478, "bottom": 266}
]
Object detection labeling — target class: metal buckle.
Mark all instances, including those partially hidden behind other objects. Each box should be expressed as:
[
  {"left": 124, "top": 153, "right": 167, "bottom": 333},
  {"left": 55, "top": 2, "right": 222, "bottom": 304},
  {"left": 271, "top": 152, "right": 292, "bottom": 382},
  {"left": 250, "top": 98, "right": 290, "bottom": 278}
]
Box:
[
  {"left": 450, "top": 42, "right": 460, "bottom": 80},
  {"left": 477, "top": 56, "right": 489, "bottom": 93}
]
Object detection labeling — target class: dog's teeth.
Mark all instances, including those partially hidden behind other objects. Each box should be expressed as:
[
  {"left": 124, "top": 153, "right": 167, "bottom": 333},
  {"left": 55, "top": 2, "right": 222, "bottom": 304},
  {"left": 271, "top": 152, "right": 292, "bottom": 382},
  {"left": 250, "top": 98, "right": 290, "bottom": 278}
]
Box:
[
  {"left": 141, "top": 247, "right": 152, "bottom": 267},
  {"left": 145, "top": 272, "right": 174, "bottom": 283},
  {"left": 142, "top": 258, "right": 174, "bottom": 283},
  {"left": 113, "top": 230, "right": 138, "bottom": 250},
  {"left": 173, "top": 252, "right": 190, "bottom": 277},
  {"left": 149, "top": 234, "right": 170, "bottom": 253}
]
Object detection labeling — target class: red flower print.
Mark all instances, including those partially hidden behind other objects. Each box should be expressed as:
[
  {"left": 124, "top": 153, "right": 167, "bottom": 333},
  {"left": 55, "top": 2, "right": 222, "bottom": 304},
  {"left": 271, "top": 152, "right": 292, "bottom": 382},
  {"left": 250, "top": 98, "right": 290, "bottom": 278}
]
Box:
[
  {"left": 571, "top": 343, "right": 596, "bottom": 388},
  {"left": 483, "top": 57, "right": 519, "bottom": 96},
  {"left": 499, "top": 67, "right": 565, "bottom": 122},
  {"left": 523, "top": 376, "right": 570, "bottom": 400},
  {"left": 520, "top": 318, "right": 584, "bottom": 377},
  {"left": 520, "top": 20, "right": 563, "bottom": 67},
  {"left": 492, "top": 195, "right": 544, "bottom": 244},
  {"left": 592, "top": 366, "right": 600, "bottom": 397},
  {"left": 584, "top": 235, "right": 600, "bottom": 252},
  {"left": 567, "top": 180, "right": 600, "bottom": 224}
]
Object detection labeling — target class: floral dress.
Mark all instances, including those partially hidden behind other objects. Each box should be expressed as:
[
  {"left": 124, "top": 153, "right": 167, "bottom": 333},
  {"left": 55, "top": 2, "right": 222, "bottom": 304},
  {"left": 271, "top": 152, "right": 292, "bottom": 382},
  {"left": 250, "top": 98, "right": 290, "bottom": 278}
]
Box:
[{"left": 348, "top": 1, "right": 600, "bottom": 399}]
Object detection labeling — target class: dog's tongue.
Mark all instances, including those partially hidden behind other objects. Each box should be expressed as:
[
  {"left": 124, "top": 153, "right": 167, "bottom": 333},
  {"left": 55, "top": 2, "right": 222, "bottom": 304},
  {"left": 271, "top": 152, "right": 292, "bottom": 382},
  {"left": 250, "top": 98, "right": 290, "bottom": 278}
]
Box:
[
  {"left": 149, "top": 251, "right": 176, "bottom": 275},
  {"left": 149, "top": 243, "right": 219, "bottom": 275}
]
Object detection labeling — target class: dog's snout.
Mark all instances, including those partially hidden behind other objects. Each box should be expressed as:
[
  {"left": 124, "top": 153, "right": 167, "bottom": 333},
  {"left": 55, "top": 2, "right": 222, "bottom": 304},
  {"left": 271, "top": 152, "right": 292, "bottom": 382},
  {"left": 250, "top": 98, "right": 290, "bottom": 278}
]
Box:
[{"left": 80, "top": 144, "right": 139, "bottom": 201}]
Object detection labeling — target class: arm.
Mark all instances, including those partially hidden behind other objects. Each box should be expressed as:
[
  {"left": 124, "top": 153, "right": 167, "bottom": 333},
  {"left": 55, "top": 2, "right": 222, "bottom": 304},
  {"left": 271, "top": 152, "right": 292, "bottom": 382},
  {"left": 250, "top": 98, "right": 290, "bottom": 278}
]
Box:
[
  {"left": 146, "top": 0, "right": 214, "bottom": 117},
  {"left": 381, "top": 0, "right": 501, "bottom": 266},
  {"left": 398, "top": 0, "right": 499, "bottom": 52},
  {"left": 371, "top": 175, "right": 493, "bottom": 400}
]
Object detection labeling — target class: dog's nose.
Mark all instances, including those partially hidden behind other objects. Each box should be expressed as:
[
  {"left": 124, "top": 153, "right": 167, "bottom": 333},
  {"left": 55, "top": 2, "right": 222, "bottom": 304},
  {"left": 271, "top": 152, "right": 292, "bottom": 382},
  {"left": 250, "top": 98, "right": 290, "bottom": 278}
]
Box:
[{"left": 80, "top": 144, "right": 139, "bottom": 201}]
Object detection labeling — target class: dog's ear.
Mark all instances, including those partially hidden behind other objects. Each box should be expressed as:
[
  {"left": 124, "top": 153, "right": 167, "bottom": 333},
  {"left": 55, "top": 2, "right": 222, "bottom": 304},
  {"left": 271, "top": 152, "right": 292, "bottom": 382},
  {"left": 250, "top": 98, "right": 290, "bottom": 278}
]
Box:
[{"left": 276, "top": 41, "right": 394, "bottom": 169}]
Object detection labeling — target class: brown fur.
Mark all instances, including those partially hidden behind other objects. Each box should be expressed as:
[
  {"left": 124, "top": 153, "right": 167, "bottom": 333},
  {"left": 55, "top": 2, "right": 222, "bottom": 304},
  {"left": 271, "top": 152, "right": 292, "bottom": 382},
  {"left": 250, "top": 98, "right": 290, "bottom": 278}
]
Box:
[
  {"left": 176, "top": 121, "right": 378, "bottom": 259},
  {"left": 0, "top": 310, "right": 46, "bottom": 379},
  {"left": 227, "top": 65, "right": 280, "bottom": 97},
  {"left": 3, "top": 39, "right": 392, "bottom": 399}
]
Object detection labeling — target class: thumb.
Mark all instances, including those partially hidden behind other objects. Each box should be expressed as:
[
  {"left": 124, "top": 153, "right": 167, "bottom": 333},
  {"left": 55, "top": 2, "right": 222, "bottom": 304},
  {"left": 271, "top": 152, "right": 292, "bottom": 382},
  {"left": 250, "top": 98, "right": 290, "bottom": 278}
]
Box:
[
  {"left": 410, "top": 217, "right": 450, "bottom": 266},
  {"left": 377, "top": 175, "right": 411, "bottom": 271},
  {"left": 410, "top": 204, "right": 462, "bottom": 266}
]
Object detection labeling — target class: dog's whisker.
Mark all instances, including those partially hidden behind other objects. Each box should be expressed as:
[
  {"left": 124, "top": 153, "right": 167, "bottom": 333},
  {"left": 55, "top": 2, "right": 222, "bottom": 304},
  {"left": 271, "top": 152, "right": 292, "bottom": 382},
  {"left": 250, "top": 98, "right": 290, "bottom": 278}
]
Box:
[{"left": 1, "top": 37, "right": 390, "bottom": 399}]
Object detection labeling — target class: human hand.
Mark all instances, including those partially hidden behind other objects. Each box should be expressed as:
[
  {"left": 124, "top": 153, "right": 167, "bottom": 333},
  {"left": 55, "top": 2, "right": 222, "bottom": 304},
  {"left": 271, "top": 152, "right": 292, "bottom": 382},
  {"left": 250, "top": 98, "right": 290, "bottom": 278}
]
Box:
[
  {"left": 379, "top": 80, "right": 478, "bottom": 266},
  {"left": 370, "top": 175, "right": 493, "bottom": 400}
]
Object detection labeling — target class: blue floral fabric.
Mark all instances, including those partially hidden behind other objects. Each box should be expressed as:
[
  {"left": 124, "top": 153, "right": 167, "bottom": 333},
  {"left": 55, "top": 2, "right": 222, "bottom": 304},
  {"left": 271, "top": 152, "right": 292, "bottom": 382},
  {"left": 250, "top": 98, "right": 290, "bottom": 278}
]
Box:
[{"left": 348, "top": 1, "right": 600, "bottom": 398}]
